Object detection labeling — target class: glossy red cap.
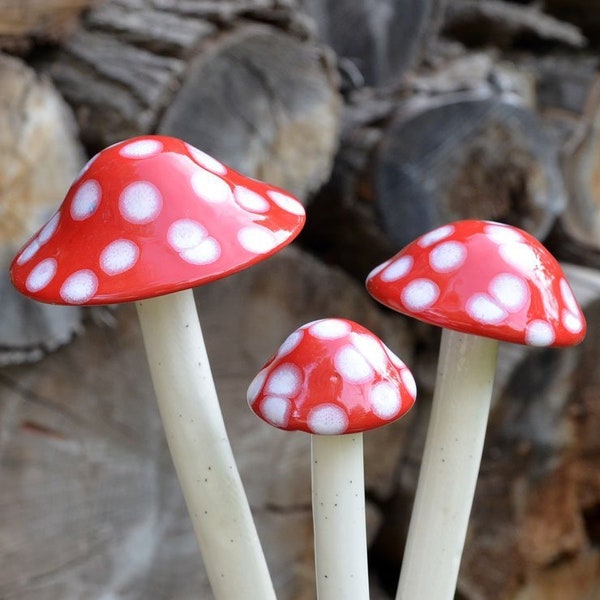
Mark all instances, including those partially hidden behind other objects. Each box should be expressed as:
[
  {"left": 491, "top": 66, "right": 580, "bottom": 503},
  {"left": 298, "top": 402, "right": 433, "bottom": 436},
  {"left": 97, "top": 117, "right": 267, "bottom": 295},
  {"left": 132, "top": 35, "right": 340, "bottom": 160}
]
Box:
[
  {"left": 247, "top": 318, "right": 416, "bottom": 435},
  {"left": 366, "top": 220, "right": 586, "bottom": 348},
  {"left": 10, "top": 135, "right": 305, "bottom": 305}
]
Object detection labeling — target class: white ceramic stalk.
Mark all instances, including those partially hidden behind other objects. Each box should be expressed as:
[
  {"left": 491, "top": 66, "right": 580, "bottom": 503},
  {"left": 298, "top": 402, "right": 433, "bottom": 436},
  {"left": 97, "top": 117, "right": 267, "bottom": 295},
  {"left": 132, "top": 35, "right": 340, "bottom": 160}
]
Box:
[
  {"left": 396, "top": 328, "right": 499, "bottom": 600},
  {"left": 136, "top": 289, "right": 275, "bottom": 600},
  {"left": 311, "top": 433, "right": 369, "bottom": 600}
]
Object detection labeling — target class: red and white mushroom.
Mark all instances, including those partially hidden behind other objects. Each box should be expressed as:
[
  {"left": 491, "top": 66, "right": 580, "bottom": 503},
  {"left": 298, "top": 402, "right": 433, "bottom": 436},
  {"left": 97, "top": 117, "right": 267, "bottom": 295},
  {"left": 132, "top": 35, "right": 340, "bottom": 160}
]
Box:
[
  {"left": 10, "top": 135, "right": 306, "bottom": 600},
  {"left": 366, "top": 220, "right": 586, "bottom": 600},
  {"left": 247, "top": 318, "right": 416, "bottom": 599}
]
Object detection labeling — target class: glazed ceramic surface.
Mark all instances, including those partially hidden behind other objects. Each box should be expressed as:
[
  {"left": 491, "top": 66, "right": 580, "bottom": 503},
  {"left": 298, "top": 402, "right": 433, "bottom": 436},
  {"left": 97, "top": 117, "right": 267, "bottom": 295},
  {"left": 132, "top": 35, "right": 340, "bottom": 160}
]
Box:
[
  {"left": 11, "top": 135, "right": 306, "bottom": 305},
  {"left": 247, "top": 318, "right": 416, "bottom": 435},
  {"left": 366, "top": 220, "right": 586, "bottom": 347}
]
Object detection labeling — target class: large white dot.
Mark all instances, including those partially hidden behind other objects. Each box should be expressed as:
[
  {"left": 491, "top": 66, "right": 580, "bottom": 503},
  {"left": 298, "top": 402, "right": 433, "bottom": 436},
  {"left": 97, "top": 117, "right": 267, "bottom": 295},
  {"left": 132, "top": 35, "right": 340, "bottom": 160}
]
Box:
[
  {"left": 119, "top": 181, "right": 162, "bottom": 224},
  {"left": 60, "top": 270, "right": 98, "bottom": 304},
  {"left": 429, "top": 241, "right": 467, "bottom": 273},
  {"left": 418, "top": 225, "right": 454, "bottom": 248},
  {"left": 191, "top": 168, "right": 232, "bottom": 203},
  {"left": 17, "top": 239, "right": 41, "bottom": 265},
  {"left": 350, "top": 333, "right": 388, "bottom": 373},
  {"left": 400, "top": 368, "right": 417, "bottom": 399},
  {"left": 234, "top": 186, "right": 270, "bottom": 213},
  {"left": 71, "top": 180, "right": 101, "bottom": 220},
  {"left": 563, "top": 310, "right": 583, "bottom": 334},
  {"left": 247, "top": 369, "right": 268, "bottom": 406},
  {"left": 484, "top": 223, "right": 524, "bottom": 244},
  {"left": 277, "top": 330, "right": 303, "bottom": 357},
  {"left": 381, "top": 256, "right": 413, "bottom": 282},
  {"left": 186, "top": 143, "right": 227, "bottom": 175},
  {"left": 180, "top": 238, "right": 221, "bottom": 265},
  {"left": 267, "top": 190, "right": 305, "bottom": 216},
  {"left": 309, "top": 319, "right": 352, "bottom": 340},
  {"left": 370, "top": 382, "right": 401, "bottom": 420},
  {"left": 260, "top": 396, "right": 291, "bottom": 428},
  {"left": 168, "top": 219, "right": 208, "bottom": 251},
  {"left": 100, "top": 239, "right": 139, "bottom": 275},
  {"left": 307, "top": 404, "right": 349, "bottom": 435},
  {"left": 265, "top": 364, "right": 302, "bottom": 397},
  {"left": 237, "top": 225, "right": 277, "bottom": 254},
  {"left": 38, "top": 212, "right": 60, "bottom": 244},
  {"left": 335, "top": 345, "right": 374, "bottom": 384},
  {"left": 466, "top": 294, "right": 507, "bottom": 325},
  {"left": 119, "top": 138, "right": 163, "bottom": 159},
  {"left": 26, "top": 259, "right": 57, "bottom": 292},
  {"left": 401, "top": 279, "right": 440, "bottom": 312},
  {"left": 499, "top": 242, "right": 539, "bottom": 273},
  {"left": 525, "top": 320, "right": 555, "bottom": 347},
  {"left": 489, "top": 273, "right": 529, "bottom": 313},
  {"left": 560, "top": 279, "right": 579, "bottom": 315}
]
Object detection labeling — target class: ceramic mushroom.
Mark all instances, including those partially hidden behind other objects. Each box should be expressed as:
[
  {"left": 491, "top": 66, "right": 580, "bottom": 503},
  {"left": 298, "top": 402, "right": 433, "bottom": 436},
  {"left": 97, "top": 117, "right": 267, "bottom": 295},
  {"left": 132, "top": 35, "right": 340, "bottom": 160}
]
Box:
[
  {"left": 10, "top": 135, "right": 306, "bottom": 600},
  {"left": 366, "top": 220, "right": 586, "bottom": 600},
  {"left": 247, "top": 318, "right": 416, "bottom": 600}
]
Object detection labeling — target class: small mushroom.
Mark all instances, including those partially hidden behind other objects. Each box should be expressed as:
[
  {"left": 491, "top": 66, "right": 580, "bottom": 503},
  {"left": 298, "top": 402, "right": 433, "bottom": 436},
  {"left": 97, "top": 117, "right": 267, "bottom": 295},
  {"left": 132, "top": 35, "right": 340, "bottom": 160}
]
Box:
[
  {"left": 247, "top": 318, "right": 416, "bottom": 600},
  {"left": 10, "top": 135, "right": 306, "bottom": 599},
  {"left": 366, "top": 220, "right": 586, "bottom": 600}
]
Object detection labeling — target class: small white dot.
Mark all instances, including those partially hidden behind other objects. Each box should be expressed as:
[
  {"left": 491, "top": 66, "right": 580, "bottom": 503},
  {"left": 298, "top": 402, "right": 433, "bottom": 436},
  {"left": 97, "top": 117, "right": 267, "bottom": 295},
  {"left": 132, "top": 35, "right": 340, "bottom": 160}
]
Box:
[
  {"left": 190, "top": 168, "right": 232, "bottom": 203},
  {"left": 366, "top": 260, "right": 389, "bottom": 281},
  {"left": 38, "top": 213, "right": 60, "bottom": 244},
  {"left": 381, "top": 256, "right": 414, "bottom": 281},
  {"left": 119, "top": 181, "right": 162, "bottom": 224},
  {"left": 466, "top": 294, "right": 507, "bottom": 325},
  {"left": 350, "top": 333, "right": 388, "bottom": 373},
  {"left": 267, "top": 190, "right": 305, "bottom": 216},
  {"left": 499, "top": 242, "right": 539, "bottom": 273},
  {"left": 180, "top": 238, "right": 221, "bottom": 265},
  {"left": 247, "top": 369, "right": 268, "bottom": 406},
  {"left": 168, "top": 219, "right": 208, "bottom": 251},
  {"left": 307, "top": 404, "right": 349, "bottom": 435},
  {"left": 186, "top": 143, "right": 227, "bottom": 175},
  {"left": 401, "top": 279, "right": 440, "bottom": 312},
  {"left": 525, "top": 320, "right": 555, "bottom": 346},
  {"left": 277, "top": 330, "right": 304, "bottom": 357},
  {"left": 489, "top": 273, "right": 529, "bottom": 313},
  {"left": 418, "top": 225, "right": 454, "bottom": 247},
  {"left": 119, "top": 138, "right": 163, "bottom": 159},
  {"left": 309, "top": 319, "right": 352, "bottom": 340},
  {"left": 563, "top": 310, "right": 583, "bottom": 334},
  {"left": 383, "top": 344, "right": 406, "bottom": 369},
  {"left": 265, "top": 364, "right": 302, "bottom": 397},
  {"left": 234, "top": 186, "right": 270, "bottom": 213},
  {"left": 260, "top": 396, "right": 291, "bottom": 428},
  {"left": 370, "top": 382, "right": 401, "bottom": 420},
  {"left": 400, "top": 368, "right": 417, "bottom": 399},
  {"left": 100, "top": 239, "right": 139, "bottom": 275},
  {"left": 335, "top": 345, "right": 374, "bottom": 384},
  {"left": 71, "top": 180, "right": 101, "bottom": 220},
  {"left": 237, "top": 225, "right": 278, "bottom": 254},
  {"left": 560, "top": 279, "right": 579, "bottom": 315},
  {"left": 26, "top": 259, "right": 57, "bottom": 292},
  {"left": 60, "top": 270, "right": 98, "bottom": 304},
  {"left": 429, "top": 241, "right": 467, "bottom": 273},
  {"left": 484, "top": 223, "right": 524, "bottom": 244},
  {"left": 17, "top": 239, "right": 41, "bottom": 265}
]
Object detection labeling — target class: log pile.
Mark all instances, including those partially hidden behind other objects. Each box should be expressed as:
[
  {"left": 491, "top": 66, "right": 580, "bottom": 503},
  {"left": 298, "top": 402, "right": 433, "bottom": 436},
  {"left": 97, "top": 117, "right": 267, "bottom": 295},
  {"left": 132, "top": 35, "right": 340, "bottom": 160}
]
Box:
[{"left": 1, "top": 0, "right": 600, "bottom": 598}]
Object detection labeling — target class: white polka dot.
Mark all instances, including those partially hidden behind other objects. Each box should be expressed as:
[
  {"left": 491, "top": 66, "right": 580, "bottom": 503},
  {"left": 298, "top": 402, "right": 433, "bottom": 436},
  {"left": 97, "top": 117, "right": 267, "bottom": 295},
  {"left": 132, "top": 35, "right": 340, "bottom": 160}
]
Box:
[
  {"left": 260, "top": 396, "right": 291, "bottom": 428},
  {"left": 267, "top": 190, "right": 305, "bottom": 216},
  {"left": 119, "top": 181, "right": 162, "bottom": 224},
  {"left": 309, "top": 319, "right": 352, "bottom": 340},
  {"left": 418, "top": 225, "right": 454, "bottom": 248},
  {"left": 350, "top": 333, "right": 388, "bottom": 373},
  {"left": 119, "top": 139, "right": 163, "bottom": 159},
  {"left": 383, "top": 344, "right": 406, "bottom": 369},
  {"left": 466, "top": 294, "right": 507, "bottom": 324},
  {"left": 190, "top": 168, "right": 232, "bottom": 203},
  {"left": 401, "top": 368, "right": 417, "bottom": 399},
  {"left": 26, "top": 259, "right": 57, "bottom": 292},
  {"left": 335, "top": 345, "right": 374, "bottom": 383},
  {"left": 489, "top": 273, "right": 529, "bottom": 313},
  {"left": 366, "top": 260, "right": 389, "bottom": 281},
  {"left": 277, "top": 330, "right": 303, "bottom": 357},
  {"left": 307, "top": 404, "right": 349, "bottom": 435},
  {"left": 563, "top": 310, "right": 584, "bottom": 334},
  {"left": 484, "top": 223, "right": 524, "bottom": 244},
  {"left": 17, "top": 239, "right": 41, "bottom": 265},
  {"left": 401, "top": 279, "right": 440, "bottom": 311},
  {"left": 38, "top": 213, "right": 60, "bottom": 244},
  {"left": 185, "top": 143, "right": 227, "bottom": 175},
  {"left": 265, "top": 364, "right": 302, "bottom": 397},
  {"left": 429, "top": 241, "right": 467, "bottom": 273},
  {"left": 60, "top": 270, "right": 98, "bottom": 304},
  {"left": 180, "top": 238, "right": 221, "bottom": 265},
  {"left": 234, "top": 186, "right": 270, "bottom": 213},
  {"left": 381, "top": 256, "right": 413, "bottom": 281},
  {"left": 370, "top": 382, "right": 401, "bottom": 420},
  {"left": 525, "top": 320, "right": 555, "bottom": 346},
  {"left": 499, "top": 242, "right": 539, "bottom": 273},
  {"left": 247, "top": 369, "right": 268, "bottom": 406},
  {"left": 100, "top": 239, "right": 139, "bottom": 275},
  {"left": 238, "top": 225, "right": 278, "bottom": 254},
  {"left": 167, "top": 219, "right": 208, "bottom": 251},
  {"left": 560, "top": 279, "right": 579, "bottom": 315},
  {"left": 71, "top": 180, "right": 101, "bottom": 220}
]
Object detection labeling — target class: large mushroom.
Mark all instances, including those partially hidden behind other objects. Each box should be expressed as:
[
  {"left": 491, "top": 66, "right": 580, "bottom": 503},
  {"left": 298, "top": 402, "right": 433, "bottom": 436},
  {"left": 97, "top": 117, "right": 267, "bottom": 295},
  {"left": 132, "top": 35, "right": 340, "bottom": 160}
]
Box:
[
  {"left": 10, "top": 135, "right": 306, "bottom": 599},
  {"left": 366, "top": 220, "right": 586, "bottom": 600},
  {"left": 247, "top": 318, "right": 416, "bottom": 600}
]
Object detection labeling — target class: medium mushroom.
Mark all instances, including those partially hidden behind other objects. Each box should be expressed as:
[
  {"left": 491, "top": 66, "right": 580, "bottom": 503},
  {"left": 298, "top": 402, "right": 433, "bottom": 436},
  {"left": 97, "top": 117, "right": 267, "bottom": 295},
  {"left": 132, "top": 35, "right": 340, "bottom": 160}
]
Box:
[
  {"left": 366, "top": 220, "right": 586, "bottom": 600},
  {"left": 247, "top": 318, "right": 416, "bottom": 599},
  {"left": 10, "top": 135, "right": 306, "bottom": 599}
]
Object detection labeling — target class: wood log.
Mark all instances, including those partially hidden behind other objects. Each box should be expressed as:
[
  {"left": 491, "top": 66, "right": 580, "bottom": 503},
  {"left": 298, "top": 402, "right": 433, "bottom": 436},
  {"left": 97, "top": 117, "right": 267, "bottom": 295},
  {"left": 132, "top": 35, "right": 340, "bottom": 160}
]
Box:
[
  {"left": 48, "top": 0, "right": 342, "bottom": 200},
  {"left": 0, "top": 52, "right": 85, "bottom": 365}
]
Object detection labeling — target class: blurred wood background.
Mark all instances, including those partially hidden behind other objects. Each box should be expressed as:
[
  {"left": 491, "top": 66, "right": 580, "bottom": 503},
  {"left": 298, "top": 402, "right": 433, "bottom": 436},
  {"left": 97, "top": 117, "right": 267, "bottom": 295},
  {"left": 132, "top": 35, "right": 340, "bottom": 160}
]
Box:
[{"left": 1, "top": 0, "right": 600, "bottom": 598}]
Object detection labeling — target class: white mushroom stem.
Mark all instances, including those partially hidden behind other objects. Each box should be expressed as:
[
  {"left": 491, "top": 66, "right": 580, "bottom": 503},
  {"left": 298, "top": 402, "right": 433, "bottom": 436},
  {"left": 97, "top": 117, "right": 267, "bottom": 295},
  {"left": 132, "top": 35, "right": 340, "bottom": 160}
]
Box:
[
  {"left": 396, "top": 329, "right": 499, "bottom": 600},
  {"left": 136, "top": 289, "right": 275, "bottom": 600},
  {"left": 311, "top": 433, "right": 370, "bottom": 600}
]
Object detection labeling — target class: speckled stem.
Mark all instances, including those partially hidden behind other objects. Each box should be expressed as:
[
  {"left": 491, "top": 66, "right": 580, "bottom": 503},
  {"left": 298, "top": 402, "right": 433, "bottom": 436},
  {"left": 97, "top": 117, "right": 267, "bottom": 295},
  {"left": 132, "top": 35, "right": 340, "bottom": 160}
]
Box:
[
  {"left": 396, "top": 329, "right": 499, "bottom": 600},
  {"left": 136, "top": 289, "right": 275, "bottom": 600},
  {"left": 311, "top": 433, "right": 369, "bottom": 599}
]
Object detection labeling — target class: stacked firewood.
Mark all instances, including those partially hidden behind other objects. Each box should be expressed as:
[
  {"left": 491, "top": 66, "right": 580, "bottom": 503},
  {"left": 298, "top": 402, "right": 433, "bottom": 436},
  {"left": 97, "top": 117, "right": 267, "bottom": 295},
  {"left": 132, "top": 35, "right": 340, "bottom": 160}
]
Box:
[{"left": 1, "top": 0, "right": 599, "bottom": 598}]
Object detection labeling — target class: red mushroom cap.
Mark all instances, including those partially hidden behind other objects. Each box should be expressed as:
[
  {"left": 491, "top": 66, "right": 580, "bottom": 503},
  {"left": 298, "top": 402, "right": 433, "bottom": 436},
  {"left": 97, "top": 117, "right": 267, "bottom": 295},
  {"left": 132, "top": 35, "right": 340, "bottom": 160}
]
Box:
[
  {"left": 10, "top": 135, "right": 306, "bottom": 305},
  {"left": 366, "top": 220, "right": 586, "bottom": 348},
  {"left": 247, "top": 318, "right": 416, "bottom": 435}
]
